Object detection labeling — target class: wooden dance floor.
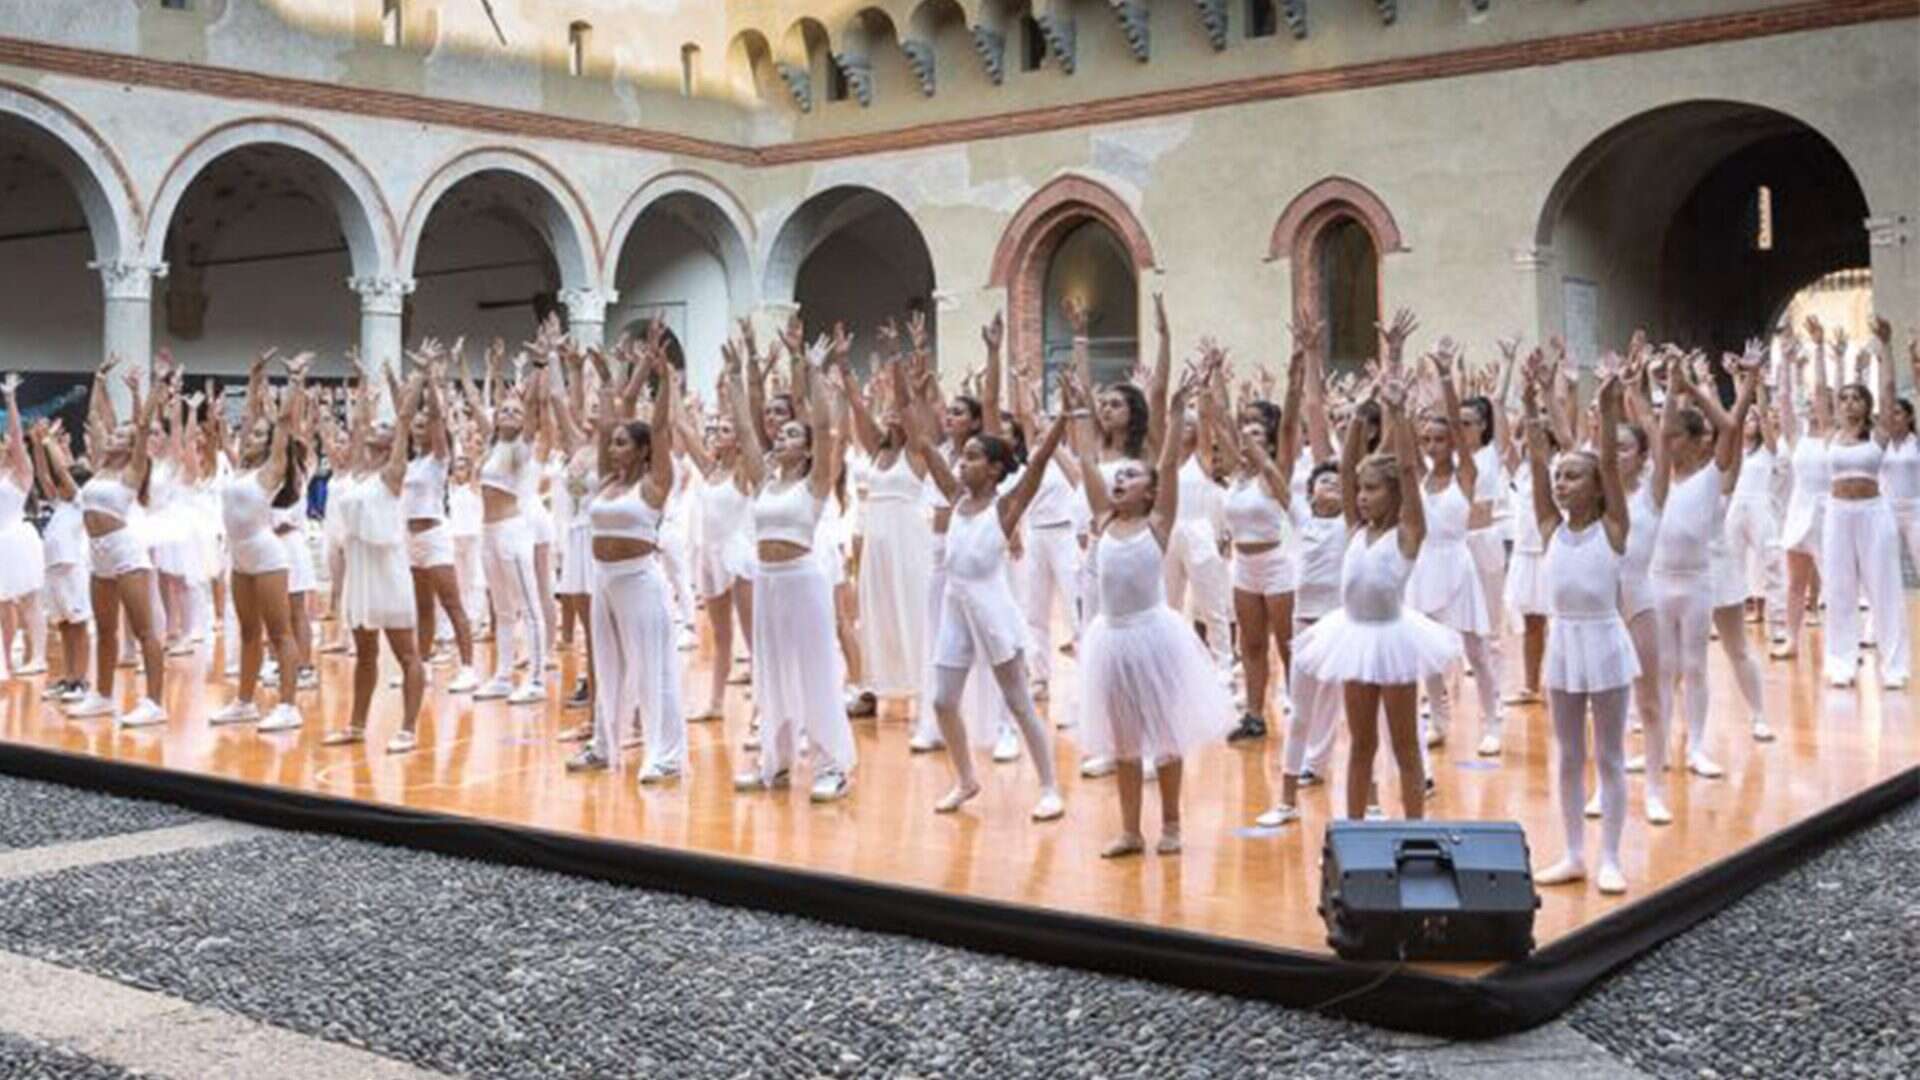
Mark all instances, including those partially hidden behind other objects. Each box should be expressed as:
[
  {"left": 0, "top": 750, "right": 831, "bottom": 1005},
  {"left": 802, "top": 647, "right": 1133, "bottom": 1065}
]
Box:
[{"left": 2, "top": 604, "right": 1915, "bottom": 982}]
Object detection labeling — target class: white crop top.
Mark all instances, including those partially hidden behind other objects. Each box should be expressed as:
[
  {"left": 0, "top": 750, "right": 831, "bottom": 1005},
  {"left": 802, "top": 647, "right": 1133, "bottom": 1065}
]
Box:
[
  {"left": 1827, "top": 437, "right": 1884, "bottom": 482},
  {"left": 479, "top": 440, "right": 529, "bottom": 497},
  {"left": 402, "top": 455, "right": 447, "bottom": 522},
  {"left": 80, "top": 476, "right": 136, "bottom": 523},
  {"left": 0, "top": 473, "right": 24, "bottom": 523},
  {"left": 752, "top": 480, "right": 822, "bottom": 549},
  {"left": 589, "top": 485, "right": 661, "bottom": 544},
  {"left": 1883, "top": 436, "right": 1920, "bottom": 500},
  {"left": 221, "top": 470, "right": 275, "bottom": 542},
  {"left": 1224, "top": 475, "right": 1287, "bottom": 544}
]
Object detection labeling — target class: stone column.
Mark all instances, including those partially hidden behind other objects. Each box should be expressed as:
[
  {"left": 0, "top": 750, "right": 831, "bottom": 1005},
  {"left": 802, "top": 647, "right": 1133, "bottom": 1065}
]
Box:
[
  {"left": 558, "top": 286, "right": 616, "bottom": 351},
  {"left": 91, "top": 259, "right": 167, "bottom": 411},
  {"left": 1868, "top": 214, "right": 1915, "bottom": 392},
  {"left": 350, "top": 275, "right": 415, "bottom": 380}
]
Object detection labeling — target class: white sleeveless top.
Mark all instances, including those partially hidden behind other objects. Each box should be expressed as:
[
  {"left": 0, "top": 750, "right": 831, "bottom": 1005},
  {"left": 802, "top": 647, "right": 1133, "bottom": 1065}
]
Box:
[
  {"left": 1731, "top": 445, "right": 1776, "bottom": 505},
  {"left": 1547, "top": 521, "right": 1623, "bottom": 623},
  {"left": 0, "top": 473, "right": 26, "bottom": 524},
  {"left": 866, "top": 453, "right": 923, "bottom": 504},
  {"left": 1341, "top": 528, "right": 1415, "bottom": 625},
  {"left": 590, "top": 483, "right": 661, "bottom": 544},
  {"left": 1827, "top": 437, "right": 1884, "bottom": 483},
  {"left": 946, "top": 502, "right": 1007, "bottom": 583},
  {"left": 1094, "top": 525, "right": 1167, "bottom": 624},
  {"left": 401, "top": 455, "right": 447, "bottom": 522},
  {"left": 752, "top": 480, "right": 821, "bottom": 549},
  {"left": 1175, "top": 456, "right": 1223, "bottom": 526},
  {"left": 221, "top": 470, "right": 275, "bottom": 544},
  {"left": 1224, "top": 474, "right": 1286, "bottom": 544},
  {"left": 1884, "top": 436, "right": 1920, "bottom": 500},
  {"left": 1650, "top": 464, "right": 1723, "bottom": 577}
]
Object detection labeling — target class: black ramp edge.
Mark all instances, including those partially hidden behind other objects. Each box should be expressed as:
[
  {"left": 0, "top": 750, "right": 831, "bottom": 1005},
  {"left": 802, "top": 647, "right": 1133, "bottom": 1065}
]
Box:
[{"left": 1, "top": 738, "right": 1911, "bottom": 1039}]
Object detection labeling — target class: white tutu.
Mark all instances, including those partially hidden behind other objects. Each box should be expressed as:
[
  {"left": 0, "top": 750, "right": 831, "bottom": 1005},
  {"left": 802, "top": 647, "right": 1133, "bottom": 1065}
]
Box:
[
  {"left": 146, "top": 507, "right": 205, "bottom": 578},
  {"left": 1544, "top": 616, "right": 1641, "bottom": 693},
  {"left": 0, "top": 519, "right": 45, "bottom": 600},
  {"left": 1293, "top": 608, "right": 1461, "bottom": 686},
  {"left": 1503, "top": 549, "right": 1549, "bottom": 618},
  {"left": 1407, "top": 542, "right": 1490, "bottom": 635},
  {"left": 1078, "top": 605, "right": 1236, "bottom": 761}
]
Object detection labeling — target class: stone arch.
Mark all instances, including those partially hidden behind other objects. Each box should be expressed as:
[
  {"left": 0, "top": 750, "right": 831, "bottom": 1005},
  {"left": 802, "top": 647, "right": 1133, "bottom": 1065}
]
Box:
[
  {"left": 1268, "top": 176, "right": 1404, "bottom": 369},
  {"left": 1532, "top": 100, "right": 1870, "bottom": 359},
  {"left": 763, "top": 185, "right": 937, "bottom": 367},
  {"left": 144, "top": 116, "right": 397, "bottom": 279},
  {"left": 602, "top": 170, "right": 757, "bottom": 315},
  {"left": 0, "top": 81, "right": 140, "bottom": 265},
  {"left": 400, "top": 146, "right": 598, "bottom": 290},
  {"left": 988, "top": 173, "right": 1157, "bottom": 372},
  {"left": 1267, "top": 176, "right": 1406, "bottom": 266},
  {"left": 725, "top": 29, "right": 777, "bottom": 103}
]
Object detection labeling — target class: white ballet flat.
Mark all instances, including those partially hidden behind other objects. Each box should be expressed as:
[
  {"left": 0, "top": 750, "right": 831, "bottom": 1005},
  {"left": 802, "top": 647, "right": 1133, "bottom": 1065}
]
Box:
[
  {"left": 1255, "top": 805, "right": 1299, "bottom": 828},
  {"left": 1645, "top": 795, "right": 1674, "bottom": 826},
  {"left": 1535, "top": 859, "right": 1586, "bottom": 886},
  {"left": 1030, "top": 791, "right": 1066, "bottom": 821},
  {"left": 1596, "top": 864, "right": 1628, "bottom": 895}
]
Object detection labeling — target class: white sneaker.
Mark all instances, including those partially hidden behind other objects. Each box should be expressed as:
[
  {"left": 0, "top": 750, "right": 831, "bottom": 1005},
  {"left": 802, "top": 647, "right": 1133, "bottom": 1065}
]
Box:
[
  {"left": 907, "top": 733, "right": 945, "bottom": 753},
  {"left": 1751, "top": 718, "right": 1775, "bottom": 742},
  {"left": 637, "top": 760, "right": 681, "bottom": 785},
  {"left": 209, "top": 700, "right": 260, "bottom": 725},
  {"left": 1624, "top": 754, "right": 1646, "bottom": 774},
  {"left": 474, "top": 678, "right": 514, "bottom": 700},
  {"left": 1477, "top": 733, "right": 1504, "bottom": 757},
  {"left": 1596, "top": 863, "right": 1628, "bottom": 895},
  {"left": 388, "top": 672, "right": 403, "bottom": 688},
  {"left": 677, "top": 627, "right": 697, "bottom": 652},
  {"left": 296, "top": 666, "right": 319, "bottom": 690},
  {"left": 809, "top": 770, "right": 851, "bottom": 803},
  {"left": 1645, "top": 794, "right": 1674, "bottom": 825},
  {"left": 992, "top": 728, "right": 1021, "bottom": 763},
  {"left": 1255, "top": 804, "right": 1300, "bottom": 828},
  {"left": 166, "top": 640, "right": 197, "bottom": 657},
  {"left": 1364, "top": 805, "right": 1387, "bottom": 821},
  {"left": 117, "top": 698, "right": 167, "bottom": 728},
  {"left": 224, "top": 661, "right": 240, "bottom": 679},
  {"left": 507, "top": 683, "right": 547, "bottom": 706},
  {"left": 447, "top": 667, "right": 479, "bottom": 694},
  {"left": 1687, "top": 754, "right": 1724, "bottom": 779},
  {"left": 258, "top": 704, "right": 304, "bottom": 732},
  {"left": 261, "top": 659, "right": 281, "bottom": 682},
  {"left": 1584, "top": 792, "right": 1602, "bottom": 819},
  {"left": 64, "top": 692, "right": 116, "bottom": 718},
  {"left": 14, "top": 658, "right": 46, "bottom": 676},
  {"left": 1079, "top": 756, "right": 1116, "bottom": 779},
  {"left": 59, "top": 683, "right": 89, "bottom": 705}
]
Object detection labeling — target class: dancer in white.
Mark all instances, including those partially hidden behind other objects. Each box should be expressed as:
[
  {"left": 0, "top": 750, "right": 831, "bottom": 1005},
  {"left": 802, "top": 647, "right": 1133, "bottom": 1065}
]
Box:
[
  {"left": 728, "top": 333, "right": 857, "bottom": 802},
  {"left": 26, "top": 418, "right": 90, "bottom": 702},
  {"left": 1774, "top": 325, "right": 1831, "bottom": 660},
  {"left": 1819, "top": 317, "right": 1909, "bottom": 690},
  {"left": 474, "top": 330, "right": 552, "bottom": 706},
  {"left": 0, "top": 374, "right": 47, "bottom": 678},
  {"left": 914, "top": 368, "right": 1072, "bottom": 822},
  {"left": 1217, "top": 361, "right": 1303, "bottom": 744},
  {"left": 323, "top": 372, "right": 425, "bottom": 752},
  {"left": 211, "top": 352, "right": 307, "bottom": 730},
  {"left": 401, "top": 342, "right": 479, "bottom": 696},
  {"left": 1292, "top": 360, "right": 1458, "bottom": 820},
  {"left": 1526, "top": 365, "right": 1636, "bottom": 896},
  {"left": 1648, "top": 348, "right": 1756, "bottom": 781},
  {"left": 683, "top": 402, "right": 754, "bottom": 721},
  {"left": 1074, "top": 369, "right": 1232, "bottom": 856},
  {"left": 1604, "top": 353, "right": 1669, "bottom": 823},
  {"left": 1407, "top": 334, "right": 1503, "bottom": 757},
  {"left": 1886, "top": 339, "right": 1920, "bottom": 573},
  {"left": 68, "top": 360, "right": 167, "bottom": 726},
  {"left": 1724, "top": 389, "right": 1783, "bottom": 634},
  {"left": 570, "top": 342, "right": 685, "bottom": 783}
]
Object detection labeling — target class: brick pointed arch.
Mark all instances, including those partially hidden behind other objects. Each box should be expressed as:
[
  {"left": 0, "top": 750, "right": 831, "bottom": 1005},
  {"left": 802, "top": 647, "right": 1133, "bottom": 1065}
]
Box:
[
  {"left": 1267, "top": 176, "right": 1405, "bottom": 265},
  {"left": 989, "top": 174, "right": 1156, "bottom": 372}
]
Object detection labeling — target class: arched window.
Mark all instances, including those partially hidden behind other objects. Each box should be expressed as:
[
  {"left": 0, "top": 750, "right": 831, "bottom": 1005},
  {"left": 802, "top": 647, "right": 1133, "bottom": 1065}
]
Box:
[
  {"left": 568, "top": 22, "right": 592, "bottom": 77},
  {"left": 381, "top": 0, "right": 403, "bottom": 47},
  {"left": 680, "top": 44, "right": 703, "bottom": 96},
  {"left": 1317, "top": 218, "right": 1380, "bottom": 371}
]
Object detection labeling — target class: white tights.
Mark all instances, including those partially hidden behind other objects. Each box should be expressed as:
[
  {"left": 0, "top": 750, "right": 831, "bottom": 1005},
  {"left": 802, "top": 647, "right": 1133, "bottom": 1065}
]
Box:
[
  {"left": 931, "top": 655, "right": 1057, "bottom": 791},
  {"left": 1710, "top": 604, "right": 1766, "bottom": 723},
  {"left": 1652, "top": 572, "right": 1712, "bottom": 766},
  {"left": 1424, "top": 630, "right": 1500, "bottom": 741},
  {"left": 1550, "top": 687, "right": 1628, "bottom": 874}
]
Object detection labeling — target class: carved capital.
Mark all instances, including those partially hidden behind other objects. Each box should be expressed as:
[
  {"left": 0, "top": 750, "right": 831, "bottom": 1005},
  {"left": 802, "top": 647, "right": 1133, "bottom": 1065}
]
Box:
[
  {"left": 970, "top": 26, "right": 1005, "bottom": 85},
  {"left": 91, "top": 259, "right": 168, "bottom": 302},
  {"left": 901, "top": 40, "right": 936, "bottom": 97},
  {"left": 558, "top": 286, "right": 618, "bottom": 326},
  {"left": 350, "top": 275, "right": 417, "bottom": 316},
  {"left": 775, "top": 61, "right": 812, "bottom": 113},
  {"left": 1375, "top": 0, "right": 1398, "bottom": 25},
  {"left": 1113, "top": 1, "right": 1150, "bottom": 62}
]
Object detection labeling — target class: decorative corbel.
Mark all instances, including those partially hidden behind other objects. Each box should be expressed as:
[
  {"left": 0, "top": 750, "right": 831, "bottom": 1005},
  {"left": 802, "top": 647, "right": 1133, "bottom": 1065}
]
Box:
[
  {"left": 1375, "top": 0, "right": 1397, "bottom": 26},
  {"left": 1193, "top": 0, "right": 1228, "bottom": 51},
  {"left": 775, "top": 61, "right": 812, "bottom": 112},
  {"left": 1036, "top": 13, "right": 1076, "bottom": 74},
  {"left": 1112, "top": 1, "right": 1149, "bottom": 62},
  {"left": 1279, "top": 0, "right": 1308, "bottom": 40},
  {"left": 901, "top": 40, "right": 936, "bottom": 96},
  {"left": 970, "top": 25, "right": 1006, "bottom": 84},
  {"left": 832, "top": 53, "right": 874, "bottom": 106}
]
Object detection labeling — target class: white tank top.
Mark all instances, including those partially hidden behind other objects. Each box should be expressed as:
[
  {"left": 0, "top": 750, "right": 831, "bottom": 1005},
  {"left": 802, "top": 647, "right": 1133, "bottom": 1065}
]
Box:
[
  {"left": 945, "top": 502, "right": 1007, "bottom": 583},
  {"left": 1883, "top": 436, "right": 1920, "bottom": 500},
  {"left": 1421, "top": 481, "right": 1472, "bottom": 551},
  {"left": 44, "top": 498, "right": 85, "bottom": 566},
  {"left": 80, "top": 475, "right": 136, "bottom": 523},
  {"left": 1175, "top": 456, "right": 1222, "bottom": 525},
  {"left": 1827, "top": 437, "right": 1883, "bottom": 483},
  {"left": 221, "top": 470, "right": 276, "bottom": 544},
  {"left": 1023, "top": 458, "right": 1074, "bottom": 527},
  {"left": 1731, "top": 446, "right": 1776, "bottom": 504},
  {"left": 590, "top": 482, "right": 661, "bottom": 544},
  {"left": 1621, "top": 482, "right": 1660, "bottom": 590},
  {"left": 1340, "top": 528, "right": 1414, "bottom": 625},
  {"left": 1224, "top": 475, "right": 1286, "bottom": 544},
  {"left": 1650, "top": 464, "right": 1723, "bottom": 576},
  {"left": 402, "top": 455, "right": 447, "bottom": 522},
  {"left": 479, "top": 440, "right": 528, "bottom": 497},
  {"left": 752, "top": 480, "right": 821, "bottom": 549},
  {"left": 1094, "top": 525, "right": 1166, "bottom": 622},
  {"left": 1546, "top": 521, "right": 1623, "bottom": 623},
  {"left": 866, "top": 453, "right": 923, "bottom": 504},
  {"left": 0, "top": 473, "right": 25, "bottom": 524},
  {"left": 1789, "top": 437, "right": 1829, "bottom": 497}
]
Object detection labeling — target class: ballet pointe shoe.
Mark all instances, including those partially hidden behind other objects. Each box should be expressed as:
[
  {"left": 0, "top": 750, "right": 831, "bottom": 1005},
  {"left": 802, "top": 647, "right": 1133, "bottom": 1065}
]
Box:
[
  {"left": 1535, "top": 858, "right": 1586, "bottom": 886},
  {"left": 1596, "top": 862, "right": 1628, "bottom": 895},
  {"left": 1100, "top": 834, "right": 1146, "bottom": 859},
  {"left": 934, "top": 782, "right": 981, "bottom": 814}
]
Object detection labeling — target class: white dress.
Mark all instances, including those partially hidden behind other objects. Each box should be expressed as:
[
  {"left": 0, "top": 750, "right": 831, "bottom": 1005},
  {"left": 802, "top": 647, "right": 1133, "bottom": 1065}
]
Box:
[
  {"left": 857, "top": 453, "right": 932, "bottom": 696},
  {"left": 1077, "top": 526, "right": 1236, "bottom": 761},
  {"left": 1503, "top": 467, "right": 1550, "bottom": 618},
  {"left": 1543, "top": 522, "right": 1641, "bottom": 693},
  {"left": 1407, "top": 482, "right": 1490, "bottom": 635},
  {"left": 0, "top": 472, "right": 45, "bottom": 601},
  {"left": 1293, "top": 527, "right": 1461, "bottom": 685},
  {"left": 337, "top": 473, "right": 416, "bottom": 631},
  {"left": 1780, "top": 437, "right": 1828, "bottom": 556}
]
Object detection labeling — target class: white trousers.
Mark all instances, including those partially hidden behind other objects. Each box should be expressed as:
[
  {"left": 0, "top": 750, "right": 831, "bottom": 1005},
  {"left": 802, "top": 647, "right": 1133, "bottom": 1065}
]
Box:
[
  {"left": 752, "top": 557, "right": 855, "bottom": 782},
  {"left": 1283, "top": 615, "right": 1339, "bottom": 777},
  {"left": 1725, "top": 497, "right": 1786, "bottom": 619},
  {"left": 590, "top": 556, "right": 684, "bottom": 771},
  {"left": 1821, "top": 496, "right": 1909, "bottom": 683},
  {"left": 453, "top": 534, "right": 486, "bottom": 630},
  {"left": 482, "top": 516, "right": 546, "bottom": 683},
  {"left": 1021, "top": 524, "right": 1082, "bottom": 685},
  {"left": 1165, "top": 520, "right": 1232, "bottom": 675}
]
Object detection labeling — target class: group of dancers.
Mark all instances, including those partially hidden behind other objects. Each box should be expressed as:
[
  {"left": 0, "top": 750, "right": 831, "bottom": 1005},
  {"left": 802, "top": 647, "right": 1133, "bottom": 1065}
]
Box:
[{"left": 1, "top": 306, "right": 1914, "bottom": 890}]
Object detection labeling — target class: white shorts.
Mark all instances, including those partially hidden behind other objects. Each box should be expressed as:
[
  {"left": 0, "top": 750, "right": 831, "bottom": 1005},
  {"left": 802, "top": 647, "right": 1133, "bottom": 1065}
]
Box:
[
  {"left": 1232, "top": 545, "right": 1294, "bottom": 597},
  {"left": 45, "top": 563, "right": 90, "bottom": 624},
  {"left": 406, "top": 522, "right": 455, "bottom": 570},
  {"left": 230, "top": 529, "right": 291, "bottom": 577},
  {"left": 280, "top": 527, "right": 318, "bottom": 593},
  {"left": 555, "top": 523, "right": 592, "bottom": 595},
  {"left": 89, "top": 528, "right": 151, "bottom": 579}
]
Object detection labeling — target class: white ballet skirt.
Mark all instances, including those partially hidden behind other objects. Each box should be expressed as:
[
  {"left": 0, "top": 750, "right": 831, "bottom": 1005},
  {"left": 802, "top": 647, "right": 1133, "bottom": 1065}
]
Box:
[
  {"left": 337, "top": 474, "right": 416, "bottom": 631},
  {"left": 1542, "top": 521, "right": 1641, "bottom": 693},
  {"left": 1078, "top": 527, "right": 1235, "bottom": 761},
  {"left": 0, "top": 474, "right": 45, "bottom": 600},
  {"left": 693, "top": 472, "right": 754, "bottom": 600},
  {"left": 1780, "top": 437, "right": 1827, "bottom": 557},
  {"left": 1294, "top": 527, "right": 1461, "bottom": 686},
  {"left": 1503, "top": 469, "right": 1550, "bottom": 618},
  {"left": 144, "top": 462, "right": 205, "bottom": 579},
  {"left": 1406, "top": 482, "right": 1490, "bottom": 635}
]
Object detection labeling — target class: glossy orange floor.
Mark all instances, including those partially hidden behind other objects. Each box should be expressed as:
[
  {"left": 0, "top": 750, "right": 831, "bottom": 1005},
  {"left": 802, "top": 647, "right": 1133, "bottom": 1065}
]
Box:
[{"left": 2, "top": 600, "right": 1914, "bottom": 972}]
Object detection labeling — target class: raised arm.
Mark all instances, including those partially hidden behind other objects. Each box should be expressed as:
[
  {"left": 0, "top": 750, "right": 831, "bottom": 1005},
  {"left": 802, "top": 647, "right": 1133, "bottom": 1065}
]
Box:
[
  {"left": 902, "top": 381, "right": 958, "bottom": 504},
  {"left": 1872, "top": 316, "right": 1898, "bottom": 445},
  {"left": 1524, "top": 376, "right": 1560, "bottom": 545},
  {"left": 1382, "top": 377, "right": 1424, "bottom": 561},
  {"left": 1338, "top": 391, "right": 1369, "bottom": 530},
  {"left": 1149, "top": 372, "right": 1197, "bottom": 545},
  {"left": 1430, "top": 342, "right": 1476, "bottom": 497},
  {"left": 998, "top": 412, "right": 1069, "bottom": 538},
  {"left": 1297, "top": 316, "right": 1334, "bottom": 463},
  {"left": 1596, "top": 373, "right": 1628, "bottom": 555},
  {"left": 1, "top": 375, "right": 28, "bottom": 484},
  {"left": 805, "top": 350, "right": 842, "bottom": 504},
  {"left": 382, "top": 376, "right": 421, "bottom": 494},
  {"left": 979, "top": 312, "right": 1005, "bottom": 439},
  {"left": 722, "top": 342, "right": 766, "bottom": 491},
  {"left": 645, "top": 354, "right": 677, "bottom": 508},
  {"left": 1061, "top": 370, "right": 1107, "bottom": 525},
  {"left": 1143, "top": 294, "right": 1172, "bottom": 461}
]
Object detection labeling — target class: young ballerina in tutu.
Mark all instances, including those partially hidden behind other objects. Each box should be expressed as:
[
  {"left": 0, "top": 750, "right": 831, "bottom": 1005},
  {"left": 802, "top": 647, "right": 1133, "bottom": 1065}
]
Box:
[
  {"left": 1523, "top": 362, "right": 1638, "bottom": 895},
  {"left": 1064, "top": 365, "right": 1235, "bottom": 857},
  {"left": 1291, "top": 332, "right": 1461, "bottom": 820}
]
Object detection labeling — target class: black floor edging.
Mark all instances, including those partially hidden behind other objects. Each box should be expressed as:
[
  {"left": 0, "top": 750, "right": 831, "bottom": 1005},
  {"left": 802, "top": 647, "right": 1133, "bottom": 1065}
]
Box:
[{"left": 1, "top": 738, "right": 1911, "bottom": 1039}]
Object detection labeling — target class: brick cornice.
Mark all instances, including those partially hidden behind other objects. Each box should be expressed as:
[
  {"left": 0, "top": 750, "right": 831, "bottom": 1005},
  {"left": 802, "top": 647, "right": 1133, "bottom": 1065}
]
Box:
[{"left": 0, "top": 0, "right": 1912, "bottom": 169}]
